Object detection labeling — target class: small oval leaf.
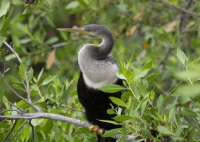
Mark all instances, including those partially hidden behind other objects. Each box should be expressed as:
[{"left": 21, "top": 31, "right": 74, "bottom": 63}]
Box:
[
  {"left": 99, "top": 84, "right": 125, "bottom": 93},
  {"left": 41, "top": 75, "right": 57, "bottom": 86},
  {"left": 109, "top": 97, "right": 127, "bottom": 107}
]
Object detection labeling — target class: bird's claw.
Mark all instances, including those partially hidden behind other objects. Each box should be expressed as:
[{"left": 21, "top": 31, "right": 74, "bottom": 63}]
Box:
[{"left": 89, "top": 125, "right": 104, "bottom": 135}]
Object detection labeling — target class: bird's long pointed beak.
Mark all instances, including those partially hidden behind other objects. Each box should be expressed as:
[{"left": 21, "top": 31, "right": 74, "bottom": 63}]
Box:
[{"left": 57, "top": 28, "right": 89, "bottom": 34}]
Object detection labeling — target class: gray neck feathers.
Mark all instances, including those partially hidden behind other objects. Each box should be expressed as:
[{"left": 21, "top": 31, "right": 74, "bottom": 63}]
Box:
[{"left": 78, "top": 30, "right": 118, "bottom": 89}]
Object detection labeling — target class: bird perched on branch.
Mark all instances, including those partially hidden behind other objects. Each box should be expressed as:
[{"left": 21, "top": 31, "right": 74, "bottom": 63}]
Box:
[{"left": 58, "top": 24, "right": 123, "bottom": 142}]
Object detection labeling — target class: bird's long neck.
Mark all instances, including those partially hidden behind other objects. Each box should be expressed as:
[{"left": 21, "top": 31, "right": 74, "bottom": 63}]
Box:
[
  {"left": 97, "top": 34, "right": 114, "bottom": 59},
  {"left": 78, "top": 31, "right": 118, "bottom": 89}
]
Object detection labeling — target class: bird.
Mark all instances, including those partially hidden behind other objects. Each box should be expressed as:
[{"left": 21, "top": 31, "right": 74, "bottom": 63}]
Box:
[{"left": 58, "top": 24, "right": 123, "bottom": 142}]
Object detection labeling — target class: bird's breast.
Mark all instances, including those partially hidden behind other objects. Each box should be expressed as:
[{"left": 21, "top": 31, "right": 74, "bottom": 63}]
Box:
[{"left": 78, "top": 47, "right": 119, "bottom": 89}]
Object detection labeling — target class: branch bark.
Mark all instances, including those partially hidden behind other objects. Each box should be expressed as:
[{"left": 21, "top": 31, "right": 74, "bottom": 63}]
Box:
[
  {"left": 0, "top": 113, "right": 136, "bottom": 141},
  {"left": 153, "top": 0, "right": 200, "bottom": 17}
]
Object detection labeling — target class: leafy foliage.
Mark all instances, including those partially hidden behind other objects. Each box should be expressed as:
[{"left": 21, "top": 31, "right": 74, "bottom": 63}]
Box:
[{"left": 0, "top": 0, "right": 200, "bottom": 141}]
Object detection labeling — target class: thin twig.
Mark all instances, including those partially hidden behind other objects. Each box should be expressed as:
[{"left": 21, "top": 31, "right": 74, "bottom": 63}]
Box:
[
  {"left": 0, "top": 113, "right": 137, "bottom": 142},
  {"left": 153, "top": 0, "right": 200, "bottom": 17},
  {"left": 2, "top": 120, "right": 18, "bottom": 142},
  {"left": 29, "top": 120, "right": 34, "bottom": 142},
  {"left": 0, "top": 109, "right": 23, "bottom": 115},
  {"left": 179, "top": 0, "right": 193, "bottom": 33},
  {"left": 24, "top": 69, "right": 31, "bottom": 103},
  {"left": 0, "top": 72, "right": 41, "bottom": 112},
  {"left": 2, "top": 98, "right": 24, "bottom": 114},
  {"left": 10, "top": 120, "right": 28, "bottom": 142},
  {"left": 3, "top": 41, "right": 22, "bottom": 63}
]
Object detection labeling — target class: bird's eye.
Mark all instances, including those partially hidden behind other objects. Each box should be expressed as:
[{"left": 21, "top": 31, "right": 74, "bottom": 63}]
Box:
[{"left": 85, "top": 29, "right": 90, "bottom": 32}]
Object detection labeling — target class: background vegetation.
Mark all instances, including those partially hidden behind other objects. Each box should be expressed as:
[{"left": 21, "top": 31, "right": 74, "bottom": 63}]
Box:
[{"left": 0, "top": 0, "right": 200, "bottom": 141}]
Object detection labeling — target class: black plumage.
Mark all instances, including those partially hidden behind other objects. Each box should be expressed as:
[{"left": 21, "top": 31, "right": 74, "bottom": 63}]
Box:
[
  {"left": 77, "top": 72, "right": 123, "bottom": 142},
  {"left": 78, "top": 72, "right": 123, "bottom": 129}
]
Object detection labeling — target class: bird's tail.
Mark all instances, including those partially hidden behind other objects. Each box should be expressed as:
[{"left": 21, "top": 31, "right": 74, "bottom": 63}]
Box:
[{"left": 97, "top": 135, "right": 116, "bottom": 142}]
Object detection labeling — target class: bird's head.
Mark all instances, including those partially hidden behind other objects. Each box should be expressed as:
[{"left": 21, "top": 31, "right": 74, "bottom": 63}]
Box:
[{"left": 57, "top": 24, "right": 111, "bottom": 38}]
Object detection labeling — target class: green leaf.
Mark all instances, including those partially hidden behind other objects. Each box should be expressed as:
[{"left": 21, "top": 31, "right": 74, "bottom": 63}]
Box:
[
  {"left": 135, "top": 69, "right": 149, "bottom": 79},
  {"left": 141, "top": 60, "right": 152, "bottom": 70},
  {"left": 18, "top": 62, "right": 26, "bottom": 79},
  {"left": 177, "top": 96, "right": 191, "bottom": 104},
  {"left": 107, "top": 109, "right": 115, "bottom": 114},
  {"left": 0, "top": 2, "right": 10, "bottom": 17},
  {"left": 176, "top": 48, "right": 187, "bottom": 65},
  {"left": 98, "top": 119, "right": 119, "bottom": 125},
  {"left": 65, "top": 1, "right": 79, "bottom": 10},
  {"left": 113, "top": 115, "right": 133, "bottom": 122},
  {"left": 37, "top": 68, "right": 44, "bottom": 81},
  {"left": 116, "top": 72, "right": 127, "bottom": 80},
  {"left": 121, "top": 91, "right": 131, "bottom": 102},
  {"left": 109, "top": 97, "right": 128, "bottom": 107},
  {"left": 168, "top": 106, "right": 175, "bottom": 122},
  {"left": 181, "top": 107, "right": 198, "bottom": 117},
  {"left": 102, "top": 128, "right": 121, "bottom": 137},
  {"left": 0, "top": 88, "right": 4, "bottom": 98},
  {"left": 175, "top": 84, "right": 200, "bottom": 97},
  {"left": 142, "top": 130, "right": 154, "bottom": 139},
  {"left": 41, "top": 75, "right": 57, "bottom": 85},
  {"left": 0, "top": 36, "right": 6, "bottom": 46},
  {"left": 7, "top": 76, "right": 22, "bottom": 84},
  {"left": 0, "top": 15, "right": 5, "bottom": 30},
  {"left": 28, "top": 67, "right": 34, "bottom": 81},
  {"left": 45, "top": 120, "right": 53, "bottom": 133},
  {"left": 1, "top": 16, "right": 9, "bottom": 33},
  {"left": 46, "top": 37, "right": 58, "bottom": 45},
  {"left": 12, "top": 84, "right": 25, "bottom": 91},
  {"left": 147, "top": 73, "right": 158, "bottom": 83},
  {"left": 99, "top": 84, "right": 125, "bottom": 93},
  {"left": 157, "top": 126, "right": 175, "bottom": 136}
]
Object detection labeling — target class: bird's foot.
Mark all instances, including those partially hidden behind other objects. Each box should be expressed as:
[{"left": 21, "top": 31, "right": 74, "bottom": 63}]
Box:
[{"left": 89, "top": 125, "right": 104, "bottom": 136}]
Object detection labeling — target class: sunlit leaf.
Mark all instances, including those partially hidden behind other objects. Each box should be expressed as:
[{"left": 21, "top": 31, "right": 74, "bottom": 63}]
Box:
[
  {"left": 98, "top": 119, "right": 119, "bottom": 125},
  {"left": 0, "top": 2, "right": 10, "bottom": 17},
  {"left": 65, "top": 1, "right": 79, "bottom": 9},
  {"left": 28, "top": 67, "right": 33, "bottom": 81},
  {"left": 41, "top": 75, "right": 57, "bottom": 85},
  {"left": 18, "top": 62, "right": 26, "bottom": 79},
  {"left": 176, "top": 84, "right": 200, "bottom": 97},
  {"left": 107, "top": 109, "right": 115, "bottom": 114},
  {"left": 176, "top": 48, "right": 187, "bottom": 66},
  {"left": 113, "top": 115, "right": 133, "bottom": 122},
  {"left": 109, "top": 97, "right": 128, "bottom": 107},
  {"left": 99, "top": 84, "right": 125, "bottom": 93},
  {"left": 37, "top": 68, "right": 44, "bottom": 82},
  {"left": 135, "top": 69, "right": 149, "bottom": 79},
  {"left": 141, "top": 60, "right": 152, "bottom": 70}
]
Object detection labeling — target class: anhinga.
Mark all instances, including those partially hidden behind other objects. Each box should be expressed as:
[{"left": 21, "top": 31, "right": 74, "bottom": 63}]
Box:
[{"left": 58, "top": 24, "right": 123, "bottom": 142}]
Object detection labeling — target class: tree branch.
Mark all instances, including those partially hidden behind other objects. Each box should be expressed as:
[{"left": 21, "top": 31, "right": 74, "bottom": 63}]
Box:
[
  {"left": 29, "top": 120, "right": 35, "bottom": 142},
  {"left": 3, "top": 41, "right": 22, "bottom": 63},
  {"left": 0, "top": 113, "right": 137, "bottom": 141},
  {"left": 2, "top": 120, "right": 18, "bottom": 142},
  {"left": 153, "top": 0, "right": 200, "bottom": 17},
  {"left": 0, "top": 72, "right": 41, "bottom": 112},
  {"left": 10, "top": 120, "right": 28, "bottom": 142}
]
